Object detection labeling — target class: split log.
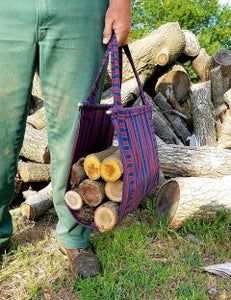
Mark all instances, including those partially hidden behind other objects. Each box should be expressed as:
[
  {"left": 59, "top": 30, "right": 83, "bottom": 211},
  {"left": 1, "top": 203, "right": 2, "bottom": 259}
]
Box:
[
  {"left": 156, "top": 142, "right": 231, "bottom": 178},
  {"left": 121, "top": 22, "right": 185, "bottom": 81},
  {"left": 94, "top": 201, "right": 119, "bottom": 233},
  {"left": 18, "top": 161, "right": 50, "bottom": 183},
  {"left": 83, "top": 147, "right": 118, "bottom": 180},
  {"left": 64, "top": 188, "right": 84, "bottom": 210},
  {"left": 70, "top": 158, "right": 87, "bottom": 186},
  {"left": 156, "top": 176, "right": 231, "bottom": 229},
  {"left": 20, "top": 123, "right": 50, "bottom": 164},
  {"left": 75, "top": 207, "right": 95, "bottom": 226},
  {"left": 192, "top": 48, "right": 211, "bottom": 81},
  {"left": 189, "top": 81, "right": 216, "bottom": 146},
  {"left": 27, "top": 107, "right": 46, "bottom": 129},
  {"left": 20, "top": 183, "right": 53, "bottom": 220},
  {"left": 154, "top": 93, "right": 191, "bottom": 144},
  {"left": 155, "top": 65, "right": 190, "bottom": 105},
  {"left": 101, "top": 150, "right": 123, "bottom": 182},
  {"left": 105, "top": 180, "right": 123, "bottom": 203},
  {"left": 182, "top": 30, "right": 200, "bottom": 57},
  {"left": 79, "top": 179, "right": 105, "bottom": 207}
]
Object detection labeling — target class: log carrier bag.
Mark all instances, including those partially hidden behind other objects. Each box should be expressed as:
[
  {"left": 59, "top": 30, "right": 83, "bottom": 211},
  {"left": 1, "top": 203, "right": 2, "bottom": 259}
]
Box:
[{"left": 65, "top": 34, "right": 160, "bottom": 231}]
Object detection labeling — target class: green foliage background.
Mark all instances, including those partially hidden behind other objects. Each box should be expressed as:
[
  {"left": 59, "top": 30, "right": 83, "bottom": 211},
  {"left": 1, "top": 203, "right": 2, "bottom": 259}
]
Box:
[{"left": 131, "top": 0, "right": 231, "bottom": 55}]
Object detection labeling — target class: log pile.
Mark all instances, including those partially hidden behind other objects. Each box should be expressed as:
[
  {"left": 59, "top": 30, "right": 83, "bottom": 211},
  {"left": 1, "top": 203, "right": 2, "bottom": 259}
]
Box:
[
  {"left": 64, "top": 147, "right": 122, "bottom": 232},
  {"left": 14, "top": 22, "right": 231, "bottom": 229}
]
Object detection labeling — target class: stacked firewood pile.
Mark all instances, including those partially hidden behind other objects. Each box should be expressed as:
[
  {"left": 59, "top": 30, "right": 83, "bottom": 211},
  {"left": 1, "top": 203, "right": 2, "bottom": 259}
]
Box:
[{"left": 16, "top": 22, "right": 231, "bottom": 230}]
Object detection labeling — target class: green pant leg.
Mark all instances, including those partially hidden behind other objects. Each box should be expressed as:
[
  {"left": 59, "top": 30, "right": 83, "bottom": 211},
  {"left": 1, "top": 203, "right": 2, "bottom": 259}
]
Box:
[
  {"left": 0, "top": 1, "right": 37, "bottom": 249},
  {"left": 39, "top": 0, "right": 110, "bottom": 249}
]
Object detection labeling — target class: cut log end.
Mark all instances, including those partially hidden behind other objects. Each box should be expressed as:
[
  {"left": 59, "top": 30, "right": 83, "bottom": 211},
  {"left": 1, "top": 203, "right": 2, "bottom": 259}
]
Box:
[
  {"left": 64, "top": 190, "right": 83, "bottom": 210},
  {"left": 21, "top": 203, "right": 34, "bottom": 220},
  {"left": 94, "top": 201, "right": 119, "bottom": 233},
  {"left": 101, "top": 150, "right": 123, "bottom": 182},
  {"left": 79, "top": 179, "right": 105, "bottom": 207},
  {"left": 156, "top": 48, "right": 169, "bottom": 66},
  {"left": 105, "top": 180, "right": 123, "bottom": 203},
  {"left": 83, "top": 155, "right": 101, "bottom": 180}
]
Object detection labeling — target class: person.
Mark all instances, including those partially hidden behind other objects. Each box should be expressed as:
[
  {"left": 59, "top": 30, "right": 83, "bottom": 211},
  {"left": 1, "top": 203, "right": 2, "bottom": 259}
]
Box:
[{"left": 0, "top": 0, "right": 131, "bottom": 279}]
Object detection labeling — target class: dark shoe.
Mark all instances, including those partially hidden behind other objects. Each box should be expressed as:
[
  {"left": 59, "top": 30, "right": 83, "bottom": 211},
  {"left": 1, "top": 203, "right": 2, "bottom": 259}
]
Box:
[
  {"left": 59, "top": 243, "right": 102, "bottom": 279},
  {"left": 0, "top": 240, "right": 12, "bottom": 255}
]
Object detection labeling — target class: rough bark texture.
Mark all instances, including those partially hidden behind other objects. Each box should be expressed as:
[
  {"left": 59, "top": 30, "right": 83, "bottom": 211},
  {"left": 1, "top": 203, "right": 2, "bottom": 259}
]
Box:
[
  {"left": 157, "top": 141, "right": 231, "bottom": 178},
  {"left": 79, "top": 179, "right": 105, "bottom": 207},
  {"left": 156, "top": 176, "right": 231, "bottom": 229},
  {"left": 70, "top": 158, "right": 87, "bottom": 186},
  {"left": 27, "top": 107, "right": 47, "bottom": 129},
  {"left": 216, "top": 108, "right": 231, "bottom": 148},
  {"left": 20, "top": 123, "right": 50, "bottom": 163},
  {"left": 121, "top": 22, "right": 185, "bottom": 81},
  {"left": 182, "top": 30, "right": 200, "bottom": 57},
  {"left": 20, "top": 183, "right": 53, "bottom": 220},
  {"left": 211, "top": 66, "right": 225, "bottom": 108},
  {"left": 75, "top": 207, "right": 95, "bottom": 226},
  {"left": 192, "top": 48, "right": 211, "bottom": 82},
  {"left": 18, "top": 161, "right": 50, "bottom": 183},
  {"left": 94, "top": 201, "right": 119, "bottom": 233},
  {"left": 189, "top": 81, "right": 216, "bottom": 146}
]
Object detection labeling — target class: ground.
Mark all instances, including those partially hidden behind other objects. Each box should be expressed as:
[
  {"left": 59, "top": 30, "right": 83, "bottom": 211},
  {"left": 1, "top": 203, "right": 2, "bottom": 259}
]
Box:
[{"left": 0, "top": 198, "right": 230, "bottom": 300}]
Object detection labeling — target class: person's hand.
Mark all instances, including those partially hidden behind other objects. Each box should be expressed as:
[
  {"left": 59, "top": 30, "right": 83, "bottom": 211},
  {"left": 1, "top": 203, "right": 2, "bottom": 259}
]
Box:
[{"left": 103, "top": 0, "right": 132, "bottom": 46}]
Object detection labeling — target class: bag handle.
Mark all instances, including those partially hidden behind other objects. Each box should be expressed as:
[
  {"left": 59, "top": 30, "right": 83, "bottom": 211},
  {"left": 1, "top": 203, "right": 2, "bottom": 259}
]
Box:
[{"left": 86, "top": 33, "right": 148, "bottom": 106}]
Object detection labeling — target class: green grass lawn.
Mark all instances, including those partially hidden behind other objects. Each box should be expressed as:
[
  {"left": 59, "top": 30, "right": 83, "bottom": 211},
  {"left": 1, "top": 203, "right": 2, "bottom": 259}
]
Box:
[{"left": 0, "top": 198, "right": 230, "bottom": 300}]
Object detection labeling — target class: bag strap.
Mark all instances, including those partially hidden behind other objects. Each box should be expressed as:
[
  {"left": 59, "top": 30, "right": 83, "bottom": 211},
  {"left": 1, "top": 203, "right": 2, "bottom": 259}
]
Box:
[{"left": 87, "top": 33, "right": 148, "bottom": 106}]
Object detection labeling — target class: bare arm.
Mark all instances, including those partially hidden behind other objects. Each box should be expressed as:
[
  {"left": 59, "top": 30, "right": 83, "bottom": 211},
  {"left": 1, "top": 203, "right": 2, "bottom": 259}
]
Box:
[{"left": 103, "top": 0, "right": 132, "bottom": 46}]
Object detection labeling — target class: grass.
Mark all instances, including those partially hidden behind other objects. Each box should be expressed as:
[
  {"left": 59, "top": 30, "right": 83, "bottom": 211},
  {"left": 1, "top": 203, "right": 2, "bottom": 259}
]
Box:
[{"left": 0, "top": 198, "right": 231, "bottom": 300}]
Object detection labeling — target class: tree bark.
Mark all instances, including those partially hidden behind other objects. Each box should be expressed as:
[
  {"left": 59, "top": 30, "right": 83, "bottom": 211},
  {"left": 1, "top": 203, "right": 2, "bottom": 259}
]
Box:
[
  {"left": 182, "top": 30, "right": 200, "bottom": 57},
  {"left": 156, "top": 176, "right": 231, "bottom": 229},
  {"left": 94, "top": 201, "right": 119, "bottom": 233},
  {"left": 157, "top": 141, "right": 231, "bottom": 178},
  {"left": 79, "top": 179, "right": 105, "bottom": 207},
  {"left": 18, "top": 161, "right": 50, "bottom": 183},
  {"left": 74, "top": 207, "right": 95, "bottom": 226},
  {"left": 105, "top": 180, "right": 123, "bottom": 203},
  {"left": 101, "top": 149, "right": 123, "bottom": 182},
  {"left": 189, "top": 81, "right": 216, "bottom": 146},
  {"left": 20, "top": 123, "right": 50, "bottom": 163},
  {"left": 192, "top": 48, "right": 211, "bottom": 82},
  {"left": 20, "top": 183, "right": 53, "bottom": 220},
  {"left": 70, "top": 157, "right": 87, "bottom": 186}
]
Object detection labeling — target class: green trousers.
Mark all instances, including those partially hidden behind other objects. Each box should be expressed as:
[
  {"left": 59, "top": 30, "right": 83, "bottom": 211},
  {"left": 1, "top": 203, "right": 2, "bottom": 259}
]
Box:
[{"left": 0, "top": 0, "right": 109, "bottom": 250}]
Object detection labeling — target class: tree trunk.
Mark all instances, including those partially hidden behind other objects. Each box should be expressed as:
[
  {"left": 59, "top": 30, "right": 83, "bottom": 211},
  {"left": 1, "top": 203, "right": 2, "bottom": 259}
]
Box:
[
  {"left": 20, "top": 183, "right": 53, "bottom": 220},
  {"left": 154, "top": 93, "right": 191, "bottom": 144},
  {"left": 182, "top": 30, "right": 200, "bottom": 57},
  {"left": 101, "top": 149, "right": 123, "bottom": 182},
  {"left": 157, "top": 141, "right": 231, "bottom": 178},
  {"left": 94, "top": 201, "right": 119, "bottom": 233},
  {"left": 64, "top": 188, "right": 84, "bottom": 210},
  {"left": 189, "top": 81, "right": 216, "bottom": 146},
  {"left": 70, "top": 157, "right": 87, "bottom": 186},
  {"left": 192, "top": 48, "right": 211, "bottom": 82},
  {"left": 105, "top": 180, "right": 123, "bottom": 203},
  {"left": 20, "top": 123, "right": 50, "bottom": 163},
  {"left": 83, "top": 147, "right": 118, "bottom": 180},
  {"left": 27, "top": 107, "right": 46, "bottom": 129},
  {"left": 121, "top": 22, "right": 185, "bottom": 81},
  {"left": 79, "top": 179, "right": 105, "bottom": 207},
  {"left": 156, "top": 176, "right": 231, "bottom": 229},
  {"left": 18, "top": 161, "right": 50, "bottom": 183}
]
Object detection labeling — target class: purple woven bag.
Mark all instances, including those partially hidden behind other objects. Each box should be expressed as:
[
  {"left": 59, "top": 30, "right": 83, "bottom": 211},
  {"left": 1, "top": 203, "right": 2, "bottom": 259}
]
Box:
[{"left": 66, "top": 34, "right": 160, "bottom": 229}]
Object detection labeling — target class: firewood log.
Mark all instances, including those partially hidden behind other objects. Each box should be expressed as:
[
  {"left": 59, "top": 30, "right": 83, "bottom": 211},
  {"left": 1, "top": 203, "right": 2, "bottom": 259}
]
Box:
[
  {"left": 182, "top": 30, "right": 200, "bottom": 57},
  {"left": 94, "top": 201, "right": 119, "bottom": 233},
  {"left": 224, "top": 89, "right": 231, "bottom": 108},
  {"left": 83, "top": 147, "right": 118, "bottom": 180},
  {"left": 121, "top": 22, "right": 185, "bottom": 81},
  {"left": 18, "top": 161, "right": 50, "bottom": 183},
  {"left": 20, "top": 183, "right": 53, "bottom": 220},
  {"left": 154, "top": 93, "right": 191, "bottom": 144},
  {"left": 210, "top": 66, "right": 225, "bottom": 108},
  {"left": 192, "top": 48, "right": 211, "bottom": 82},
  {"left": 101, "top": 149, "right": 123, "bottom": 182},
  {"left": 189, "top": 81, "right": 216, "bottom": 146},
  {"left": 20, "top": 123, "right": 50, "bottom": 164},
  {"left": 74, "top": 207, "right": 95, "bottom": 226},
  {"left": 155, "top": 65, "right": 190, "bottom": 105},
  {"left": 79, "top": 179, "right": 105, "bottom": 207},
  {"left": 105, "top": 180, "right": 123, "bottom": 203},
  {"left": 64, "top": 188, "right": 84, "bottom": 210},
  {"left": 27, "top": 107, "right": 46, "bottom": 129},
  {"left": 216, "top": 108, "right": 231, "bottom": 148},
  {"left": 213, "top": 50, "right": 231, "bottom": 91},
  {"left": 70, "top": 157, "right": 87, "bottom": 186},
  {"left": 157, "top": 142, "right": 231, "bottom": 178},
  {"left": 156, "top": 176, "right": 231, "bottom": 229}
]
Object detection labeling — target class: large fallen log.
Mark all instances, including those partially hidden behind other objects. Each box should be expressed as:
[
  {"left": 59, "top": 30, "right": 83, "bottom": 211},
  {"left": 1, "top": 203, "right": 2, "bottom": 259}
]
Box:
[
  {"left": 20, "top": 123, "right": 50, "bottom": 164},
  {"left": 18, "top": 161, "right": 50, "bottom": 183},
  {"left": 20, "top": 183, "right": 53, "bottom": 220},
  {"left": 121, "top": 22, "right": 185, "bottom": 81},
  {"left": 155, "top": 176, "right": 231, "bottom": 229},
  {"left": 156, "top": 141, "right": 231, "bottom": 178},
  {"left": 189, "top": 81, "right": 216, "bottom": 146}
]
